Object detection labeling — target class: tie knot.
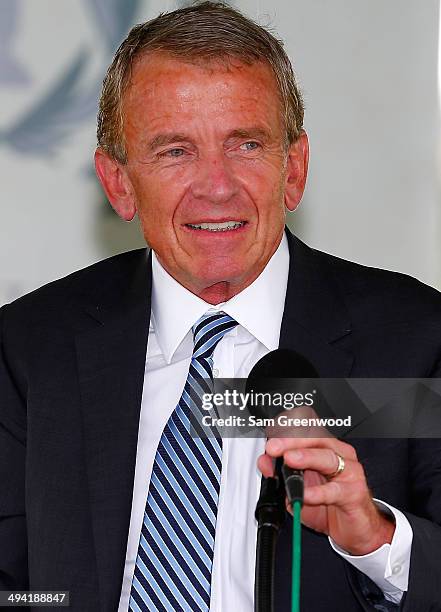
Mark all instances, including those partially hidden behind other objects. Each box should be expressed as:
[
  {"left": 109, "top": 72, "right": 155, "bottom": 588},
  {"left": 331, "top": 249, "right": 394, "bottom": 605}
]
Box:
[{"left": 192, "top": 312, "right": 238, "bottom": 360}]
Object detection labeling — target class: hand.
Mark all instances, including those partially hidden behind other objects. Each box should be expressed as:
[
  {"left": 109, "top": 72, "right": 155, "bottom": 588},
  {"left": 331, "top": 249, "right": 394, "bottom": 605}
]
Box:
[{"left": 258, "top": 429, "right": 395, "bottom": 556}]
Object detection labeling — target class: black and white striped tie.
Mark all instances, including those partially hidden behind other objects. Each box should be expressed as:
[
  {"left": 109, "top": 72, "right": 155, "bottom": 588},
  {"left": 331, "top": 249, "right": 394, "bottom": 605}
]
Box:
[{"left": 129, "top": 312, "right": 238, "bottom": 611}]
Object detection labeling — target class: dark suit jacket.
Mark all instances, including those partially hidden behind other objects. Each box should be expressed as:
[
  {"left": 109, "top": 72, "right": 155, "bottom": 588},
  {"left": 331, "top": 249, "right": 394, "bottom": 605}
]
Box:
[{"left": 1, "top": 229, "right": 441, "bottom": 611}]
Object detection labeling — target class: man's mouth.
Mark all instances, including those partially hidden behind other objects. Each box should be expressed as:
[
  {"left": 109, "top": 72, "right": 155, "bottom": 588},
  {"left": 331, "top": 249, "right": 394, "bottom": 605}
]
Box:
[{"left": 185, "top": 221, "right": 246, "bottom": 232}]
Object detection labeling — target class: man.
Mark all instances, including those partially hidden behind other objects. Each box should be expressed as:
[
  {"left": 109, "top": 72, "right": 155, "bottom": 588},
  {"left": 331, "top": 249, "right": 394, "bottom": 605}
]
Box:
[{"left": 1, "top": 2, "right": 441, "bottom": 611}]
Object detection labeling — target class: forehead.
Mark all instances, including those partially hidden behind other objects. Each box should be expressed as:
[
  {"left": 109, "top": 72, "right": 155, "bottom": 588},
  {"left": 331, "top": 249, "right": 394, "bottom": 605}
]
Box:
[{"left": 122, "top": 52, "right": 283, "bottom": 137}]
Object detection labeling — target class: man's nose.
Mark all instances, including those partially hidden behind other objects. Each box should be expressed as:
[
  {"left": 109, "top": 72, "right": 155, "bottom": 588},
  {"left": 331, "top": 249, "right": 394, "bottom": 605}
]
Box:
[{"left": 191, "top": 154, "right": 238, "bottom": 204}]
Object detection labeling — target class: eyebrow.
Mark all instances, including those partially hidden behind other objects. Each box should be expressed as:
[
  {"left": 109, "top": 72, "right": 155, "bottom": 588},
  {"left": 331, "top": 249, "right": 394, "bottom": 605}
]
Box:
[
  {"left": 225, "top": 128, "right": 271, "bottom": 142},
  {"left": 147, "top": 133, "right": 192, "bottom": 151}
]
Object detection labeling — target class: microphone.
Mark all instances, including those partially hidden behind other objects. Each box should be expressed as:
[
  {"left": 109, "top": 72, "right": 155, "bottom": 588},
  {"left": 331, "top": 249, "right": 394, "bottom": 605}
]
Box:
[{"left": 246, "top": 349, "right": 319, "bottom": 507}]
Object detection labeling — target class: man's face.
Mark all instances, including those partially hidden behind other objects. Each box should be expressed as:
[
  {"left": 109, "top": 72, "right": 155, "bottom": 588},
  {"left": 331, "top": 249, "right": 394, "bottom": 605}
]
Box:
[{"left": 98, "top": 53, "right": 308, "bottom": 303}]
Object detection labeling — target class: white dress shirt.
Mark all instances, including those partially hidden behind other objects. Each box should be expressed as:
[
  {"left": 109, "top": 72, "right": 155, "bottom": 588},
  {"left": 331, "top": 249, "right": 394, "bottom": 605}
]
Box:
[{"left": 118, "top": 233, "right": 412, "bottom": 610}]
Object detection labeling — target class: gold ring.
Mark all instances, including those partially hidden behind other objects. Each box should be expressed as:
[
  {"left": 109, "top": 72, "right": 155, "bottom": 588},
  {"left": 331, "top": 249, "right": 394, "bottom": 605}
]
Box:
[{"left": 327, "top": 453, "right": 345, "bottom": 479}]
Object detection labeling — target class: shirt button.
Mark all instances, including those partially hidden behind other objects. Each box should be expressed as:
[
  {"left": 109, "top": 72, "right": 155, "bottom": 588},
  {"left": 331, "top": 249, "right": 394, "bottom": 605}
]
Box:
[
  {"left": 392, "top": 564, "right": 401, "bottom": 575},
  {"left": 213, "top": 368, "right": 219, "bottom": 377}
]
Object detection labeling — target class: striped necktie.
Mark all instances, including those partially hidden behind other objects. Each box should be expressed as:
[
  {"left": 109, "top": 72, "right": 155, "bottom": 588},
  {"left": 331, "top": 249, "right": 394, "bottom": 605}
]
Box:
[{"left": 129, "top": 312, "right": 238, "bottom": 612}]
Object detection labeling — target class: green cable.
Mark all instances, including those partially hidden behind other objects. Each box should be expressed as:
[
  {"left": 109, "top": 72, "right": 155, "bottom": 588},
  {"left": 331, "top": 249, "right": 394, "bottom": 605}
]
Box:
[{"left": 291, "top": 500, "right": 302, "bottom": 612}]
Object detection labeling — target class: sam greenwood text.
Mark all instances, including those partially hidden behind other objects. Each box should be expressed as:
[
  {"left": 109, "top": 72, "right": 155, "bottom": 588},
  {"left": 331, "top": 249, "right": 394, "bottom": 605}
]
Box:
[{"left": 202, "top": 414, "right": 352, "bottom": 428}]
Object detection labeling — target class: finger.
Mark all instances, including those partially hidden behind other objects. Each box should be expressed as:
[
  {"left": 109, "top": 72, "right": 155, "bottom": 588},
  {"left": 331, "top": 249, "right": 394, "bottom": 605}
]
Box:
[
  {"left": 303, "top": 480, "right": 367, "bottom": 507},
  {"left": 303, "top": 480, "right": 342, "bottom": 506},
  {"left": 265, "top": 436, "right": 357, "bottom": 461},
  {"left": 257, "top": 453, "right": 275, "bottom": 478},
  {"left": 284, "top": 449, "right": 362, "bottom": 481}
]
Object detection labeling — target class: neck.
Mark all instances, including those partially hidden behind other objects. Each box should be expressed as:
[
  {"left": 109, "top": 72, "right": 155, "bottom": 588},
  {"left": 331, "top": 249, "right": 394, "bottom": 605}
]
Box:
[
  {"left": 197, "top": 281, "right": 237, "bottom": 305},
  {"left": 155, "top": 235, "right": 284, "bottom": 304},
  {"left": 193, "top": 263, "right": 271, "bottom": 304}
]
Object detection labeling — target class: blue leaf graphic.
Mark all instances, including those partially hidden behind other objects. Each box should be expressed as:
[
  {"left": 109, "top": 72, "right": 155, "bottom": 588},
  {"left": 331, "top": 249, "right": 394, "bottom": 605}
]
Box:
[
  {"left": 0, "top": 0, "right": 31, "bottom": 85},
  {"left": 0, "top": 0, "right": 143, "bottom": 157},
  {"left": 0, "top": 49, "right": 97, "bottom": 156},
  {"left": 85, "top": 0, "right": 141, "bottom": 52}
]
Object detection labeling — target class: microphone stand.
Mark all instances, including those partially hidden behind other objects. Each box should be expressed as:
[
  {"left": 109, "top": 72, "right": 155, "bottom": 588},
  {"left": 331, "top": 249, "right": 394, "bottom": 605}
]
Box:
[
  {"left": 254, "top": 470, "right": 286, "bottom": 612},
  {"left": 255, "top": 458, "right": 304, "bottom": 612}
]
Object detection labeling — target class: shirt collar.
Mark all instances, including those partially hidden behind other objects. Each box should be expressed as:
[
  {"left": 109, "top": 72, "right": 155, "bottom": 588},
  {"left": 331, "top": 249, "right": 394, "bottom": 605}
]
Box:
[{"left": 151, "top": 233, "right": 290, "bottom": 363}]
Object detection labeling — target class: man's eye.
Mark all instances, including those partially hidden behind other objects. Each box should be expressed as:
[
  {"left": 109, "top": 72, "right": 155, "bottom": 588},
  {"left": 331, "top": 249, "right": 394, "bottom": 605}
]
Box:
[
  {"left": 164, "top": 148, "right": 185, "bottom": 157},
  {"left": 240, "top": 141, "right": 260, "bottom": 152}
]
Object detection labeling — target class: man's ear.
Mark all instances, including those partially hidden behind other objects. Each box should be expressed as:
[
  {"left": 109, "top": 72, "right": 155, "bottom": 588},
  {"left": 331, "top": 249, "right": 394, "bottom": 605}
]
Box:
[
  {"left": 94, "top": 148, "right": 137, "bottom": 221},
  {"left": 284, "top": 130, "right": 309, "bottom": 212}
]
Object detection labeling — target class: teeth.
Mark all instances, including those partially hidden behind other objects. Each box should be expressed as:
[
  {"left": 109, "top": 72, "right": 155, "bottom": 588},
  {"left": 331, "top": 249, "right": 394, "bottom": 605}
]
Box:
[{"left": 187, "top": 221, "right": 245, "bottom": 231}]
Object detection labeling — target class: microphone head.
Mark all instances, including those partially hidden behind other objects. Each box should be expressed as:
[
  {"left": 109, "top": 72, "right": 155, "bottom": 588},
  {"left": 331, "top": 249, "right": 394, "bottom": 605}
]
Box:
[
  {"left": 247, "top": 348, "right": 318, "bottom": 381},
  {"left": 245, "top": 349, "right": 319, "bottom": 420}
]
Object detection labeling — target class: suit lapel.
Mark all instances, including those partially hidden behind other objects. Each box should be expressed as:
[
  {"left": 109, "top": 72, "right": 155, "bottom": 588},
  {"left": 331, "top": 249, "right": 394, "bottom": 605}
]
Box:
[
  {"left": 279, "top": 230, "right": 354, "bottom": 376},
  {"left": 75, "top": 249, "right": 152, "bottom": 611}
]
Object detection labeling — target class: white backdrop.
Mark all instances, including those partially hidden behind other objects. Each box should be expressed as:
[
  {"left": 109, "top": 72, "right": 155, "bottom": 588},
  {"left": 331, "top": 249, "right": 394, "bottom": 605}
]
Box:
[{"left": 1, "top": 0, "right": 440, "bottom": 306}]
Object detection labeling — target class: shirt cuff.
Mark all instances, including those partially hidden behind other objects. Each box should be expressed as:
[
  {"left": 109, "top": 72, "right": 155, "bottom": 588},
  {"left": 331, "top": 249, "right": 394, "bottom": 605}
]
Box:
[{"left": 328, "top": 499, "right": 413, "bottom": 604}]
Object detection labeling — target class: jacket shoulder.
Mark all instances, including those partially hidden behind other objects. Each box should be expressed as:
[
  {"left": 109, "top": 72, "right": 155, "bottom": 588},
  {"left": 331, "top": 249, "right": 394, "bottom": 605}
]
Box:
[
  {"left": 313, "top": 247, "right": 441, "bottom": 321},
  {"left": 1, "top": 248, "right": 148, "bottom": 339}
]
